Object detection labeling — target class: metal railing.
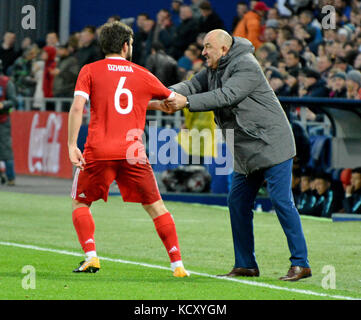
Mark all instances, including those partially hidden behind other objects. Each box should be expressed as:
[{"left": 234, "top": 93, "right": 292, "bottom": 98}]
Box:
[
  {"left": 18, "top": 96, "right": 361, "bottom": 136},
  {"left": 20, "top": 97, "right": 185, "bottom": 128},
  {"left": 278, "top": 96, "right": 361, "bottom": 138}
]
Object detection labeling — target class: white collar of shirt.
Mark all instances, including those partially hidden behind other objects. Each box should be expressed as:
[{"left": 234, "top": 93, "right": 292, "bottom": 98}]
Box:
[{"left": 106, "top": 57, "right": 126, "bottom": 60}]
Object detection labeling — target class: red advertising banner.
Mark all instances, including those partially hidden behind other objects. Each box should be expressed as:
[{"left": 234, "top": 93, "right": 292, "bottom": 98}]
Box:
[{"left": 10, "top": 111, "right": 73, "bottom": 179}]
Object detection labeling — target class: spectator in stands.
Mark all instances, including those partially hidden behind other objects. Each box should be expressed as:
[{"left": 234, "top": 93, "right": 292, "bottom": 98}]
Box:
[
  {"left": 198, "top": 1, "right": 225, "bottom": 34},
  {"left": 354, "top": 52, "right": 361, "bottom": 72},
  {"left": 0, "top": 59, "right": 17, "bottom": 186},
  {"left": 152, "top": 9, "right": 176, "bottom": 55},
  {"left": 335, "top": 0, "right": 352, "bottom": 21},
  {"left": 145, "top": 42, "right": 179, "bottom": 87},
  {"left": 67, "top": 33, "right": 79, "bottom": 56},
  {"left": 170, "top": 5, "right": 199, "bottom": 60},
  {"left": 288, "top": 38, "right": 307, "bottom": 67},
  {"left": 285, "top": 69, "right": 299, "bottom": 96},
  {"left": 75, "top": 25, "right": 102, "bottom": 68},
  {"left": 346, "top": 69, "right": 361, "bottom": 99},
  {"left": 39, "top": 46, "right": 56, "bottom": 111},
  {"left": 177, "top": 48, "right": 195, "bottom": 80},
  {"left": 53, "top": 44, "right": 79, "bottom": 104},
  {"left": 316, "top": 55, "right": 333, "bottom": 80},
  {"left": 190, "top": 0, "right": 202, "bottom": 19},
  {"left": 256, "top": 43, "right": 278, "bottom": 68},
  {"left": 170, "top": 0, "right": 183, "bottom": 26},
  {"left": 268, "top": 7, "right": 279, "bottom": 20},
  {"left": 232, "top": 1, "right": 249, "bottom": 33},
  {"left": 133, "top": 13, "right": 150, "bottom": 65},
  {"left": 269, "top": 69, "right": 290, "bottom": 96},
  {"left": 329, "top": 72, "right": 347, "bottom": 98},
  {"left": 0, "top": 31, "right": 19, "bottom": 75},
  {"left": 46, "top": 32, "right": 59, "bottom": 48},
  {"left": 11, "top": 45, "right": 38, "bottom": 104},
  {"left": 277, "top": 27, "right": 293, "bottom": 50},
  {"left": 140, "top": 19, "right": 156, "bottom": 65},
  {"left": 277, "top": 59, "right": 287, "bottom": 75},
  {"left": 32, "top": 51, "right": 45, "bottom": 110},
  {"left": 300, "top": 67, "right": 329, "bottom": 97},
  {"left": 343, "top": 167, "right": 361, "bottom": 214},
  {"left": 311, "top": 172, "right": 342, "bottom": 218},
  {"left": 285, "top": 0, "right": 314, "bottom": 15},
  {"left": 196, "top": 32, "right": 206, "bottom": 50},
  {"left": 299, "top": 10, "right": 322, "bottom": 38},
  {"left": 337, "top": 27, "right": 351, "bottom": 45},
  {"left": 107, "top": 15, "right": 121, "bottom": 23},
  {"left": 285, "top": 50, "right": 302, "bottom": 74},
  {"left": 297, "top": 169, "right": 317, "bottom": 215},
  {"left": 264, "top": 21, "right": 279, "bottom": 46},
  {"left": 233, "top": 1, "right": 269, "bottom": 50},
  {"left": 334, "top": 56, "right": 353, "bottom": 73},
  {"left": 20, "top": 37, "right": 32, "bottom": 56}
]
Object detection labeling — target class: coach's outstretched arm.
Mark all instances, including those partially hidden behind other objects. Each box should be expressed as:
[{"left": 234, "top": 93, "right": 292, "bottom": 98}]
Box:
[
  {"left": 68, "top": 95, "right": 86, "bottom": 170},
  {"left": 170, "top": 56, "right": 262, "bottom": 113}
]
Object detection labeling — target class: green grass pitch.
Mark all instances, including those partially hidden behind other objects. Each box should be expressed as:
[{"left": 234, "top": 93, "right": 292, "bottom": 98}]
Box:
[{"left": 0, "top": 191, "right": 360, "bottom": 300}]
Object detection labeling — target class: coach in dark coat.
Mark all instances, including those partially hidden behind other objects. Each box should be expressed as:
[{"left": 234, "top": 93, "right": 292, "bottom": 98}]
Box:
[{"left": 167, "top": 30, "right": 311, "bottom": 281}]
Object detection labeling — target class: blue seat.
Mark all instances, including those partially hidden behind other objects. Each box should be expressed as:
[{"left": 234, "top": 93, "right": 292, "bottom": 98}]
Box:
[{"left": 307, "top": 135, "right": 332, "bottom": 171}]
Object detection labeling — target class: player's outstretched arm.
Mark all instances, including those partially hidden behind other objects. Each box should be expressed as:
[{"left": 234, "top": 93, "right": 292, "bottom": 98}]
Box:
[
  {"left": 147, "top": 100, "right": 174, "bottom": 114},
  {"left": 68, "top": 95, "right": 87, "bottom": 170}
]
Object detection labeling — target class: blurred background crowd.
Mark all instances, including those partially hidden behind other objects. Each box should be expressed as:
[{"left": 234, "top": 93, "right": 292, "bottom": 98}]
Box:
[{"left": 0, "top": 0, "right": 360, "bottom": 216}]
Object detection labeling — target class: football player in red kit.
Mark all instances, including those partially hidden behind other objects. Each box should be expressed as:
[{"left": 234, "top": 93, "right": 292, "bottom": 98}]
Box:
[{"left": 68, "top": 21, "right": 189, "bottom": 277}]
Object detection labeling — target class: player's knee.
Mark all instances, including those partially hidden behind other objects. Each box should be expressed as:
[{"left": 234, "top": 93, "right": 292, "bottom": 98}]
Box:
[
  {"left": 143, "top": 200, "right": 167, "bottom": 218},
  {"left": 72, "top": 199, "right": 91, "bottom": 211}
]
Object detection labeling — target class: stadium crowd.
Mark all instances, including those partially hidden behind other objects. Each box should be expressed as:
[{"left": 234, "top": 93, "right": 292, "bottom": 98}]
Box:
[{"left": 0, "top": 0, "right": 360, "bottom": 216}]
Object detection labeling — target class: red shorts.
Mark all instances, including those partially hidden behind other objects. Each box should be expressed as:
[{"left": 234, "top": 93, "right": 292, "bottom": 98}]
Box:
[{"left": 71, "top": 160, "right": 161, "bottom": 205}]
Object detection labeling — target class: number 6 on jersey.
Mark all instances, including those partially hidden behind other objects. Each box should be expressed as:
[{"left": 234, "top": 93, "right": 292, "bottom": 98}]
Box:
[{"left": 114, "top": 76, "right": 133, "bottom": 114}]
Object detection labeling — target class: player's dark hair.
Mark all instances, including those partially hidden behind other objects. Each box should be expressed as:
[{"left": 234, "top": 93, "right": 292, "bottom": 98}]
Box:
[
  {"left": 352, "top": 167, "right": 361, "bottom": 175},
  {"left": 99, "top": 21, "right": 134, "bottom": 56}
]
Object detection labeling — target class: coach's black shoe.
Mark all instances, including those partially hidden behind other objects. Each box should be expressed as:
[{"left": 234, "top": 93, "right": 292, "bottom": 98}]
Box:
[
  {"left": 73, "top": 257, "right": 100, "bottom": 273},
  {"left": 217, "top": 267, "right": 260, "bottom": 277}
]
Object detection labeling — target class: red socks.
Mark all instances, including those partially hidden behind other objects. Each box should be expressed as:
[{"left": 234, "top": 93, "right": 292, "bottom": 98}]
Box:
[
  {"left": 72, "top": 207, "right": 96, "bottom": 253},
  {"left": 72, "top": 208, "right": 181, "bottom": 264},
  {"left": 153, "top": 212, "right": 182, "bottom": 263}
]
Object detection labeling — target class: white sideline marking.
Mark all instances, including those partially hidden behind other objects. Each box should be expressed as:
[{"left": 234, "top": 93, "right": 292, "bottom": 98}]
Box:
[{"left": 0, "top": 241, "right": 359, "bottom": 300}]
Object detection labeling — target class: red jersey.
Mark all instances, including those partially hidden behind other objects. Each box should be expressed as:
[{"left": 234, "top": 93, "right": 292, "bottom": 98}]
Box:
[{"left": 74, "top": 57, "right": 173, "bottom": 161}]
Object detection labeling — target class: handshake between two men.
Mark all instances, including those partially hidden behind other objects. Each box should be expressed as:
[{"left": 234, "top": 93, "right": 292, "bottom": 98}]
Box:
[{"left": 155, "top": 92, "right": 188, "bottom": 114}]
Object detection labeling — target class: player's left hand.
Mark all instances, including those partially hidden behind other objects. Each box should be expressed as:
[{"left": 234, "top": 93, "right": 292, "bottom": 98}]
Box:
[{"left": 69, "top": 146, "right": 86, "bottom": 170}]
